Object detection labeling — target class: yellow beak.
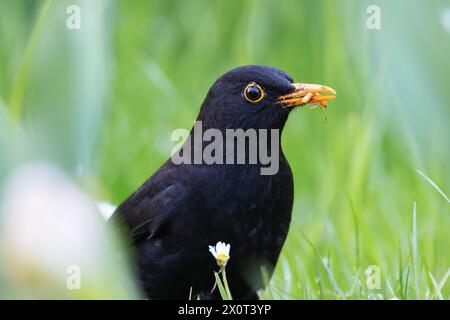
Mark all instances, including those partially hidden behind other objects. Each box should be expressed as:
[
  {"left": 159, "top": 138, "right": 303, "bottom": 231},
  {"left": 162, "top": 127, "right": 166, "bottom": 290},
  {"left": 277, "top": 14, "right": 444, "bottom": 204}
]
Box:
[{"left": 276, "top": 83, "right": 336, "bottom": 108}]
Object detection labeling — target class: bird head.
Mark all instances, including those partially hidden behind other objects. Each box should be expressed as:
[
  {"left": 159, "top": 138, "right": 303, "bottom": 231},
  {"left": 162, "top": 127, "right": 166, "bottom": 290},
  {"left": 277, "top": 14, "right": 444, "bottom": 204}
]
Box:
[{"left": 197, "top": 65, "right": 336, "bottom": 130}]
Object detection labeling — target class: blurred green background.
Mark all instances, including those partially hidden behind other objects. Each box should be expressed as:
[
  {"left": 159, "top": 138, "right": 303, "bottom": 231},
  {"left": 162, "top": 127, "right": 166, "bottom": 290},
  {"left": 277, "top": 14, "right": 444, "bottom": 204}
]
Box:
[{"left": 0, "top": 0, "right": 448, "bottom": 299}]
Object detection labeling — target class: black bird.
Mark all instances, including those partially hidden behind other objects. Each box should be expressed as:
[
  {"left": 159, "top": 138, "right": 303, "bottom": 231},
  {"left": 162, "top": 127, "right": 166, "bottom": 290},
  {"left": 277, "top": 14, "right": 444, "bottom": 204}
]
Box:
[{"left": 111, "top": 65, "right": 336, "bottom": 299}]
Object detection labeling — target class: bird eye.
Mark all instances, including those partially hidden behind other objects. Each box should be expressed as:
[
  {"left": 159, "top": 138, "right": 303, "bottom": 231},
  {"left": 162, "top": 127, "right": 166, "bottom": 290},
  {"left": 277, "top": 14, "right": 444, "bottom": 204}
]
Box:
[{"left": 243, "top": 82, "right": 264, "bottom": 103}]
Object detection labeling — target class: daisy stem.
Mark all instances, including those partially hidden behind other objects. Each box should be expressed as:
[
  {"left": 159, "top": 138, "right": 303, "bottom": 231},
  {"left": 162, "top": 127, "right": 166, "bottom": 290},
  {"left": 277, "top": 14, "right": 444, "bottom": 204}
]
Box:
[{"left": 221, "top": 267, "right": 233, "bottom": 299}]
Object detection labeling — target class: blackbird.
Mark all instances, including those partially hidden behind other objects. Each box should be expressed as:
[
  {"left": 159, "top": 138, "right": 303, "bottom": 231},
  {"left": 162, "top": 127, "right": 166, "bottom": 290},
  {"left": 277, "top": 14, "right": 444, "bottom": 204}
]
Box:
[{"left": 111, "top": 65, "right": 336, "bottom": 299}]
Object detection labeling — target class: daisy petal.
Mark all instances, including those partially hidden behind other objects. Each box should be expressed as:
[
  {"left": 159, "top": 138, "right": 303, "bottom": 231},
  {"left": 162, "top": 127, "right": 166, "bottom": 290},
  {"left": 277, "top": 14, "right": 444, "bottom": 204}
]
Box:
[
  {"left": 208, "top": 245, "right": 217, "bottom": 258},
  {"left": 225, "top": 243, "right": 230, "bottom": 255}
]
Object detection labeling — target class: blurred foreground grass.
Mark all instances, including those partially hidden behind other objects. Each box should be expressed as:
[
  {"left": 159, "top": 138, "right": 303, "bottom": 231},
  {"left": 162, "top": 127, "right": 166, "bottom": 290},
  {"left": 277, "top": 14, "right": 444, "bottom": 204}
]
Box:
[{"left": 0, "top": 0, "right": 449, "bottom": 299}]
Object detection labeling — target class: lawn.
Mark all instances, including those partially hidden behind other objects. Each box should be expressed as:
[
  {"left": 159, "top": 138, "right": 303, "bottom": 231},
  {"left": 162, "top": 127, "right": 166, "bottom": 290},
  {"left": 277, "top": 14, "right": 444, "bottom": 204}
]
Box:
[{"left": 0, "top": 0, "right": 448, "bottom": 299}]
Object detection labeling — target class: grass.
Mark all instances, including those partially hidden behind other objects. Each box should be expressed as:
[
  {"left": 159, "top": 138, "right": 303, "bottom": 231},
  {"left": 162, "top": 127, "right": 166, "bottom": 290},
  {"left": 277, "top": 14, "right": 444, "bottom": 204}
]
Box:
[
  {"left": 0, "top": 0, "right": 449, "bottom": 299},
  {"left": 263, "top": 172, "right": 449, "bottom": 300}
]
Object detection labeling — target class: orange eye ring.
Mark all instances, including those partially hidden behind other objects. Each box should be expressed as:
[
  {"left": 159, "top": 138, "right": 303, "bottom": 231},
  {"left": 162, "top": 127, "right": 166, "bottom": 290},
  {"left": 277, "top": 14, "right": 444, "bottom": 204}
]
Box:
[{"left": 243, "top": 82, "right": 265, "bottom": 104}]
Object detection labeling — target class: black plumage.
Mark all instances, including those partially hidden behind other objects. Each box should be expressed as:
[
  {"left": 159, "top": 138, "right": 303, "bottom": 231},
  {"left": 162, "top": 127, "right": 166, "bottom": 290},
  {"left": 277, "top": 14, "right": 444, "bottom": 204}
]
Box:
[{"left": 110, "top": 65, "right": 335, "bottom": 299}]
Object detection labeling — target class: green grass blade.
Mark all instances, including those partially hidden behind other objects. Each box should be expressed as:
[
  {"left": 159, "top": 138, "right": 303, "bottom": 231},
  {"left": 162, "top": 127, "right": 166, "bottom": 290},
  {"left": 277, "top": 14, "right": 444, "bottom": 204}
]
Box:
[
  {"left": 416, "top": 169, "right": 450, "bottom": 203},
  {"left": 431, "top": 268, "right": 450, "bottom": 300},
  {"left": 411, "top": 201, "right": 420, "bottom": 298},
  {"left": 214, "top": 271, "right": 230, "bottom": 300},
  {"left": 8, "top": 0, "right": 54, "bottom": 123}
]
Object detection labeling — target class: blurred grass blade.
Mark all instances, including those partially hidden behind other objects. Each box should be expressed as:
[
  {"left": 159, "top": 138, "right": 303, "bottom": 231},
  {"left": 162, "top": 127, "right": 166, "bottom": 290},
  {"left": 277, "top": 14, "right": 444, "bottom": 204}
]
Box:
[
  {"left": 430, "top": 268, "right": 450, "bottom": 300},
  {"left": 348, "top": 196, "right": 360, "bottom": 269},
  {"left": 9, "top": 0, "right": 54, "bottom": 123},
  {"left": 411, "top": 201, "right": 420, "bottom": 298},
  {"left": 416, "top": 169, "right": 450, "bottom": 203}
]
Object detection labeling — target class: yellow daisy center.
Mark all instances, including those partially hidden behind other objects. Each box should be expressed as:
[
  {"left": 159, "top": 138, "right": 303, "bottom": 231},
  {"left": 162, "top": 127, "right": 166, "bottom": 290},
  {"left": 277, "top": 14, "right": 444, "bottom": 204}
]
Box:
[{"left": 216, "top": 252, "right": 229, "bottom": 266}]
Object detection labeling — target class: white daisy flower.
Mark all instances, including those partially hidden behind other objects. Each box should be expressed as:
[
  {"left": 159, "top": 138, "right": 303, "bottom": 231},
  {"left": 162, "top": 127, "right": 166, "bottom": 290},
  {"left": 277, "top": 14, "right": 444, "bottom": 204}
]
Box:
[{"left": 208, "top": 241, "right": 230, "bottom": 268}]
